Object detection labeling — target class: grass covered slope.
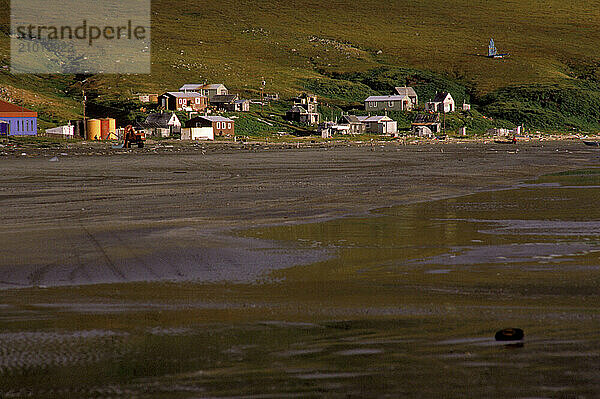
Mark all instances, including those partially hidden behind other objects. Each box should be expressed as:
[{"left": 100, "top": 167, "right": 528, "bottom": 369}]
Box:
[
  {"left": 0, "top": 0, "right": 599, "bottom": 131},
  {"left": 146, "top": 0, "right": 600, "bottom": 94}
]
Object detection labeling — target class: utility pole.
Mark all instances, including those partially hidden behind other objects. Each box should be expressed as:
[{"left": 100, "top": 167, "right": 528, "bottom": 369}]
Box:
[
  {"left": 260, "top": 77, "right": 266, "bottom": 113},
  {"left": 442, "top": 109, "right": 446, "bottom": 134},
  {"left": 82, "top": 89, "right": 87, "bottom": 139}
]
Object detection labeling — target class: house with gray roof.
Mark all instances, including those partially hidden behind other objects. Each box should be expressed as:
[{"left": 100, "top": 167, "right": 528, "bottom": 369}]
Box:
[
  {"left": 180, "top": 84, "right": 204, "bottom": 92},
  {"left": 209, "top": 94, "right": 250, "bottom": 112},
  {"left": 338, "top": 115, "right": 366, "bottom": 134},
  {"left": 138, "top": 112, "right": 181, "bottom": 137},
  {"left": 210, "top": 94, "right": 238, "bottom": 109},
  {"left": 365, "top": 95, "right": 413, "bottom": 112},
  {"left": 179, "top": 83, "right": 229, "bottom": 101},
  {"left": 394, "top": 87, "right": 418, "bottom": 108},
  {"left": 360, "top": 115, "right": 397, "bottom": 134},
  {"left": 412, "top": 113, "right": 442, "bottom": 136},
  {"left": 286, "top": 94, "right": 320, "bottom": 125}
]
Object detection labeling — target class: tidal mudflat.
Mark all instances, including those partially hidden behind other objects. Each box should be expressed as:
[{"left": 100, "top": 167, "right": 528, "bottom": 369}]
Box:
[{"left": 1, "top": 142, "right": 599, "bottom": 397}]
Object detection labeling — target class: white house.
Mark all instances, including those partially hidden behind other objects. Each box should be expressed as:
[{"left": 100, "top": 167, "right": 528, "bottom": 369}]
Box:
[
  {"left": 45, "top": 124, "right": 75, "bottom": 139},
  {"left": 425, "top": 92, "right": 455, "bottom": 113}
]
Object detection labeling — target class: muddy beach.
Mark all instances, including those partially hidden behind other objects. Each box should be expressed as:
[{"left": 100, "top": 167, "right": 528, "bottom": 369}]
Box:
[
  {"left": 0, "top": 140, "right": 597, "bottom": 287},
  {"left": 1, "top": 140, "right": 600, "bottom": 398}
]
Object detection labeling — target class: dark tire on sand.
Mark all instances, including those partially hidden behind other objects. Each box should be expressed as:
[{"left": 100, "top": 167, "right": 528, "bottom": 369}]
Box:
[{"left": 495, "top": 328, "right": 524, "bottom": 341}]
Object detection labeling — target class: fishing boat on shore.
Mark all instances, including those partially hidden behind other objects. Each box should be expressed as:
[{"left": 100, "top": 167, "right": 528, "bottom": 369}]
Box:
[
  {"left": 583, "top": 140, "right": 600, "bottom": 147},
  {"left": 494, "top": 137, "right": 517, "bottom": 144}
]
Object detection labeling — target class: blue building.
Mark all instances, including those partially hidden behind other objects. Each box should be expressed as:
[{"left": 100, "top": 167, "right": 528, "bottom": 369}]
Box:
[{"left": 0, "top": 100, "right": 38, "bottom": 136}]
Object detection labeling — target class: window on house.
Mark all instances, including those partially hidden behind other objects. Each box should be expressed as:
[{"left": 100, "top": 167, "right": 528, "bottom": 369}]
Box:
[
  {"left": 388, "top": 101, "right": 394, "bottom": 107},
  {"left": 227, "top": 123, "right": 232, "bottom": 129},
  {"left": 216, "top": 122, "right": 221, "bottom": 129}
]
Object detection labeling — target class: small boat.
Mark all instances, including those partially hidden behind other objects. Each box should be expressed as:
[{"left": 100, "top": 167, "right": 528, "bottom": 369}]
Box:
[
  {"left": 494, "top": 138, "right": 517, "bottom": 144},
  {"left": 583, "top": 141, "right": 600, "bottom": 147}
]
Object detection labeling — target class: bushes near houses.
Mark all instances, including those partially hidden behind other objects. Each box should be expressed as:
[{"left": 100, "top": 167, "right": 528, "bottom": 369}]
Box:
[
  {"left": 480, "top": 82, "right": 600, "bottom": 131},
  {"left": 302, "top": 78, "right": 376, "bottom": 104},
  {"left": 306, "top": 66, "right": 600, "bottom": 133},
  {"left": 226, "top": 113, "right": 281, "bottom": 136},
  {"left": 322, "top": 66, "right": 473, "bottom": 107}
]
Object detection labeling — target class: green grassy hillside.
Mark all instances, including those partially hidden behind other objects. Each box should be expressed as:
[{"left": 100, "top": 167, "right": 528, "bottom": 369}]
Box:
[{"left": 0, "top": 0, "right": 599, "bottom": 132}]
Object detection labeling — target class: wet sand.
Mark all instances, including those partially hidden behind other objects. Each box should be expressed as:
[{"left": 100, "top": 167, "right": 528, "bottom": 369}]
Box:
[{"left": 0, "top": 140, "right": 598, "bottom": 287}]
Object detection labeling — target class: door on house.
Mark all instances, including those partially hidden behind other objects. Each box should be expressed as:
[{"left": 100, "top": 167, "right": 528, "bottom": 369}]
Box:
[{"left": 0, "top": 121, "right": 8, "bottom": 137}]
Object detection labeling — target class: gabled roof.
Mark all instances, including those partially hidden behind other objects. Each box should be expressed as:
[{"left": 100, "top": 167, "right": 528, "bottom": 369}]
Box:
[
  {"left": 163, "top": 91, "right": 206, "bottom": 98},
  {"left": 288, "top": 105, "right": 307, "bottom": 113},
  {"left": 0, "top": 100, "right": 37, "bottom": 117},
  {"left": 365, "top": 95, "right": 410, "bottom": 102},
  {"left": 138, "top": 121, "right": 171, "bottom": 129},
  {"left": 394, "top": 87, "right": 418, "bottom": 97},
  {"left": 197, "top": 116, "right": 234, "bottom": 123},
  {"left": 210, "top": 94, "right": 238, "bottom": 104},
  {"left": 186, "top": 115, "right": 234, "bottom": 128},
  {"left": 339, "top": 115, "right": 361, "bottom": 124},
  {"left": 179, "top": 84, "right": 204, "bottom": 91},
  {"left": 413, "top": 114, "right": 440, "bottom": 124},
  {"left": 432, "top": 92, "right": 453, "bottom": 103},
  {"left": 203, "top": 84, "right": 227, "bottom": 90},
  {"left": 179, "top": 83, "right": 227, "bottom": 92},
  {"left": 363, "top": 115, "right": 393, "bottom": 123},
  {"left": 144, "top": 112, "right": 178, "bottom": 127}
]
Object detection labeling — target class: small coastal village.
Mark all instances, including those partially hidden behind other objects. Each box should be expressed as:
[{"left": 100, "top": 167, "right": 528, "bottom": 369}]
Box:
[
  {"left": 1, "top": 79, "right": 538, "bottom": 145},
  {"left": 0, "top": 37, "right": 580, "bottom": 146}
]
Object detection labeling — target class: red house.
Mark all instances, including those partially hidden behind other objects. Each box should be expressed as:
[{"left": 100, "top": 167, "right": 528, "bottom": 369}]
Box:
[{"left": 159, "top": 92, "right": 208, "bottom": 112}]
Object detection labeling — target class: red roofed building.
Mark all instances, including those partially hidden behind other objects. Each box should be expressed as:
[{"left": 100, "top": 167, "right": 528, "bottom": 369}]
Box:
[{"left": 0, "top": 100, "right": 38, "bottom": 136}]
